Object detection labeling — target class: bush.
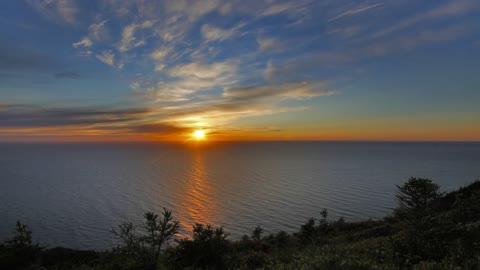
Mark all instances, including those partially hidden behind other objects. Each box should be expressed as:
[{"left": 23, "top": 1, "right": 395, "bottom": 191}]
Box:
[
  {"left": 396, "top": 177, "right": 441, "bottom": 213},
  {"left": 169, "top": 223, "right": 230, "bottom": 269},
  {"left": 251, "top": 226, "right": 264, "bottom": 241},
  {"left": 111, "top": 208, "right": 179, "bottom": 269},
  {"left": 0, "top": 221, "right": 43, "bottom": 269}
]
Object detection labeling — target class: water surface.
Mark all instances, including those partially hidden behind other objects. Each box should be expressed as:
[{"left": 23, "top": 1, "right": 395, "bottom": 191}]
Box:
[{"left": 0, "top": 142, "right": 479, "bottom": 249}]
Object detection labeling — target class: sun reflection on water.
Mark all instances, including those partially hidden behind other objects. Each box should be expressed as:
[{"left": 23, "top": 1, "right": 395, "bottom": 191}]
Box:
[{"left": 177, "top": 149, "right": 217, "bottom": 238}]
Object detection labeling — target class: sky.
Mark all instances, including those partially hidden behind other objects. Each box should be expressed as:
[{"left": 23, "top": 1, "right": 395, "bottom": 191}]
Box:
[{"left": 0, "top": 0, "right": 479, "bottom": 142}]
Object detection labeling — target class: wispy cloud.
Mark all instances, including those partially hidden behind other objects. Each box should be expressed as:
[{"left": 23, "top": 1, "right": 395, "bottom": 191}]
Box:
[
  {"left": 150, "top": 46, "right": 173, "bottom": 72},
  {"left": 262, "top": 2, "right": 295, "bottom": 16},
  {"left": 95, "top": 50, "right": 116, "bottom": 67},
  {"left": 0, "top": 104, "right": 151, "bottom": 127},
  {"left": 118, "top": 21, "right": 154, "bottom": 52},
  {"left": 72, "top": 37, "right": 93, "bottom": 48},
  {"left": 224, "top": 82, "right": 335, "bottom": 101},
  {"left": 365, "top": 24, "right": 472, "bottom": 56},
  {"left": 134, "top": 61, "right": 240, "bottom": 102},
  {"left": 165, "top": 0, "right": 222, "bottom": 22},
  {"left": 201, "top": 24, "right": 238, "bottom": 42},
  {"left": 372, "top": 0, "right": 479, "bottom": 38},
  {"left": 328, "top": 3, "right": 383, "bottom": 22},
  {"left": 0, "top": 104, "right": 193, "bottom": 140},
  {"left": 147, "top": 80, "right": 335, "bottom": 130},
  {"left": 0, "top": 42, "right": 58, "bottom": 71},
  {"left": 27, "top": 0, "right": 78, "bottom": 24},
  {"left": 89, "top": 20, "right": 109, "bottom": 41},
  {"left": 257, "top": 36, "right": 283, "bottom": 51}
]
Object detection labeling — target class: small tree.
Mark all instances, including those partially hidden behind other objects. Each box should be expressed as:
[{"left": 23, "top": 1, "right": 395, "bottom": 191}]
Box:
[
  {"left": 299, "top": 218, "right": 316, "bottom": 246},
  {"left": 173, "top": 224, "right": 230, "bottom": 269},
  {"left": 6, "top": 221, "right": 34, "bottom": 249},
  {"left": 396, "top": 177, "right": 441, "bottom": 211},
  {"left": 392, "top": 178, "right": 443, "bottom": 266},
  {"left": 251, "top": 226, "right": 264, "bottom": 241},
  {"left": 2, "top": 221, "right": 41, "bottom": 268},
  {"left": 112, "top": 208, "right": 179, "bottom": 269},
  {"left": 143, "top": 209, "right": 179, "bottom": 269},
  {"left": 319, "top": 208, "right": 328, "bottom": 226}
]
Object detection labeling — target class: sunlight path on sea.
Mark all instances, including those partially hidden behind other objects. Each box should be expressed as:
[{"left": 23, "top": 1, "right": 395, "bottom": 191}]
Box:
[{"left": 175, "top": 150, "right": 217, "bottom": 238}]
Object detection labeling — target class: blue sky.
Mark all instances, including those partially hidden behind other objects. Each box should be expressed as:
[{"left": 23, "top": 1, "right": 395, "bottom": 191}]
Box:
[{"left": 1, "top": 0, "right": 479, "bottom": 141}]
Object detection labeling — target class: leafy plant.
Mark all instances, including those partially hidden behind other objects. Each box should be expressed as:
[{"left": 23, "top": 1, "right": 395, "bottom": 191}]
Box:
[
  {"left": 112, "top": 208, "right": 179, "bottom": 269},
  {"left": 396, "top": 177, "right": 441, "bottom": 212}
]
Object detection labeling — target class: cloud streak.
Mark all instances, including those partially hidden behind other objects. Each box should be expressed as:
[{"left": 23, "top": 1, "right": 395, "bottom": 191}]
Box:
[
  {"left": 372, "top": 0, "right": 479, "bottom": 38},
  {"left": 0, "top": 43, "right": 58, "bottom": 71},
  {"left": 328, "top": 3, "right": 383, "bottom": 22},
  {"left": 27, "top": 0, "right": 78, "bottom": 24},
  {"left": 0, "top": 104, "right": 151, "bottom": 128}
]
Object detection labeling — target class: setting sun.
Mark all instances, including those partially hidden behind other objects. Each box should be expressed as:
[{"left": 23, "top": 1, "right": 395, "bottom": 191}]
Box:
[{"left": 192, "top": 130, "right": 206, "bottom": 140}]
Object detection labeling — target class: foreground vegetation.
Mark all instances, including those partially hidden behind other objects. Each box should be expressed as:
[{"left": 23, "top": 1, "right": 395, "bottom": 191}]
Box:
[{"left": 1, "top": 177, "right": 479, "bottom": 269}]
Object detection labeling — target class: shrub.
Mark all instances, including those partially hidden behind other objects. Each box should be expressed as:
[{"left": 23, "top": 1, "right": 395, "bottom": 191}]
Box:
[
  {"left": 251, "top": 226, "right": 264, "bottom": 241},
  {"left": 396, "top": 177, "right": 441, "bottom": 212},
  {"left": 0, "top": 221, "right": 42, "bottom": 269},
  {"left": 111, "top": 208, "right": 179, "bottom": 269},
  {"left": 170, "top": 224, "right": 230, "bottom": 269}
]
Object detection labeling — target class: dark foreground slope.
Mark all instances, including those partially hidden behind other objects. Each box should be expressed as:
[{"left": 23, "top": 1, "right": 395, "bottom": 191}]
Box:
[{"left": 1, "top": 178, "right": 479, "bottom": 270}]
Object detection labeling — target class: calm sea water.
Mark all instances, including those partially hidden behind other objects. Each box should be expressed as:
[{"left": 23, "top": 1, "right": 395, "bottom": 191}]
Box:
[{"left": 0, "top": 142, "right": 479, "bottom": 250}]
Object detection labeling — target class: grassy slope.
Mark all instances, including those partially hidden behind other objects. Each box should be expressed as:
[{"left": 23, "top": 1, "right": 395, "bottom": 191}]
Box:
[{"left": 265, "top": 181, "right": 480, "bottom": 269}]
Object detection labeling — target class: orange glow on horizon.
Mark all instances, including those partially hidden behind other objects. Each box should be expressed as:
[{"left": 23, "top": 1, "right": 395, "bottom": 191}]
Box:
[{"left": 1, "top": 123, "right": 480, "bottom": 143}]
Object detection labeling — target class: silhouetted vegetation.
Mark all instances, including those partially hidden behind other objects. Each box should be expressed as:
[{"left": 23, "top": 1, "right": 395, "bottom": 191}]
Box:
[{"left": 1, "top": 177, "right": 480, "bottom": 269}]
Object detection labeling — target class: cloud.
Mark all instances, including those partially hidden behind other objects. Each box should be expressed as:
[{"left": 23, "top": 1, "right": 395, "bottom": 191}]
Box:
[
  {"left": 224, "top": 82, "right": 335, "bottom": 101},
  {"left": 151, "top": 47, "right": 172, "bottom": 61},
  {"left": 118, "top": 21, "right": 154, "bottom": 52},
  {"left": 262, "top": 2, "right": 295, "bottom": 16},
  {"left": 328, "top": 3, "right": 383, "bottom": 22},
  {"left": 0, "top": 104, "right": 193, "bottom": 140},
  {"left": 72, "top": 37, "right": 93, "bottom": 48},
  {"left": 372, "top": 0, "right": 479, "bottom": 38},
  {"left": 54, "top": 71, "right": 79, "bottom": 79},
  {"left": 129, "top": 123, "right": 188, "bottom": 134},
  {"left": 0, "top": 104, "right": 151, "bottom": 127},
  {"left": 95, "top": 50, "right": 115, "bottom": 67},
  {"left": 263, "top": 52, "right": 353, "bottom": 83},
  {"left": 257, "top": 36, "right": 283, "bottom": 51},
  {"left": 327, "top": 25, "right": 365, "bottom": 39},
  {"left": 169, "top": 61, "right": 236, "bottom": 80},
  {"left": 100, "top": 0, "right": 133, "bottom": 17},
  {"left": 263, "top": 22, "right": 473, "bottom": 82},
  {"left": 27, "top": 0, "right": 78, "bottom": 24},
  {"left": 0, "top": 43, "right": 58, "bottom": 71},
  {"left": 201, "top": 24, "right": 240, "bottom": 42},
  {"left": 365, "top": 24, "right": 472, "bottom": 56},
  {"left": 88, "top": 20, "right": 109, "bottom": 41},
  {"left": 72, "top": 21, "right": 108, "bottom": 50},
  {"left": 150, "top": 46, "right": 173, "bottom": 72},
  {"left": 165, "top": 0, "right": 222, "bottom": 22},
  {"left": 150, "top": 80, "right": 335, "bottom": 129},
  {"left": 119, "top": 23, "right": 139, "bottom": 52},
  {"left": 134, "top": 61, "right": 240, "bottom": 101}
]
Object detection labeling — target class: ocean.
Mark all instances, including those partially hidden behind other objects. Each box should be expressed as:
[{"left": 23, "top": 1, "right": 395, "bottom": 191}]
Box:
[{"left": 0, "top": 141, "right": 479, "bottom": 250}]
